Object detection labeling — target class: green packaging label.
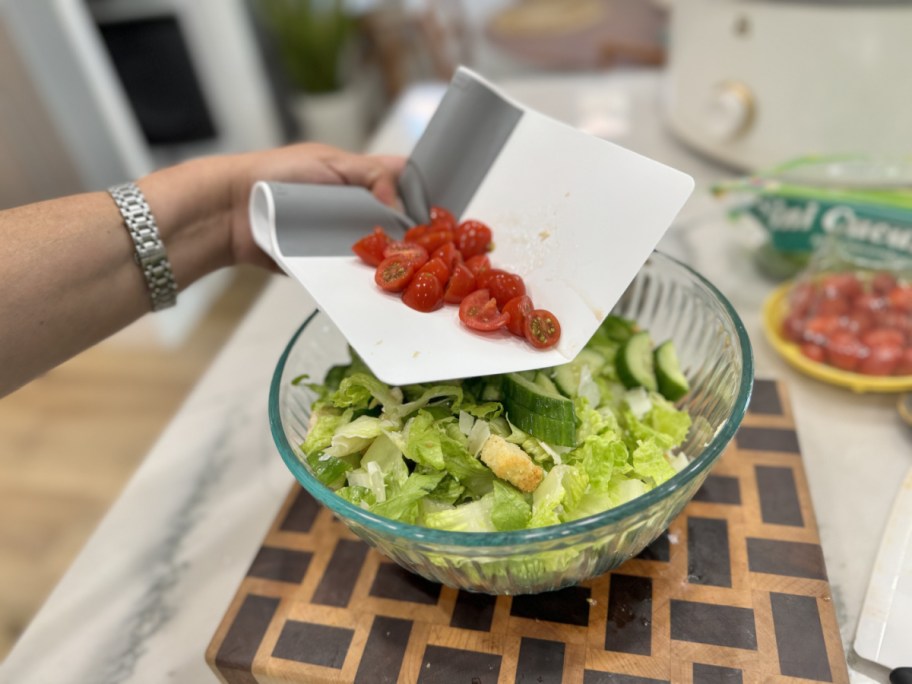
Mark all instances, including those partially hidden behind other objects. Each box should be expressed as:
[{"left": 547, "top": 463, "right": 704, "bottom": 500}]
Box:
[{"left": 748, "top": 196, "right": 912, "bottom": 257}]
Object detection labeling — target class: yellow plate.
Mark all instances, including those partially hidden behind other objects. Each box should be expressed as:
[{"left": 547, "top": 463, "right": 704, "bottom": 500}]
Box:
[{"left": 762, "top": 283, "right": 912, "bottom": 393}]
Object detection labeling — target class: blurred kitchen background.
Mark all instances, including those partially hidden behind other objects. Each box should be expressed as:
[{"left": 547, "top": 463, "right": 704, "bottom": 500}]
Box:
[{"left": 1, "top": 0, "right": 908, "bottom": 662}]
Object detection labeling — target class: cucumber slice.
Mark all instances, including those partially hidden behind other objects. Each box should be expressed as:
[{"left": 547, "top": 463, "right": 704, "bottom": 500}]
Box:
[
  {"left": 654, "top": 340, "right": 690, "bottom": 401},
  {"left": 503, "top": 373, "right": 571, "bottom": 413},
  {"left": 553, "top": 349, "right": 606, "bottom": 397},
  {"left": 616, "top": 331, "right": 658, "bottom": 391},
  {"left": 504, "top": 403, "right": 577, "bottom": 447},
  {"left": 534, "top": 371, "right": 560, "bottom": 396},
  {"left": 502, "top": 373, "right": 576, "bottom": 446}
]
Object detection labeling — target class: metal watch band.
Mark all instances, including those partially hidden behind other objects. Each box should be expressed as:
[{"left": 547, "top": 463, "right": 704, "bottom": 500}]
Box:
[{"left": 108, "top": 181, "right": 178, "bottom": 311}]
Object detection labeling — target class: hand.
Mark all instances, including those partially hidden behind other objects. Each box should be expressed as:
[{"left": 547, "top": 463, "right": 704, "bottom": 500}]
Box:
[
  {"left": 140, "top": 142, "right": 406, "bottom": 276},
  {"left": 224, "top": 143, "right": 406, "bottom": 270}
]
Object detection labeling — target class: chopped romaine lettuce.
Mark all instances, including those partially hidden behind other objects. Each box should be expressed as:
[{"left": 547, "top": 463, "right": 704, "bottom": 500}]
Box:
[{"left": 293, "top": 315, "right": 695, "bottom": 533}]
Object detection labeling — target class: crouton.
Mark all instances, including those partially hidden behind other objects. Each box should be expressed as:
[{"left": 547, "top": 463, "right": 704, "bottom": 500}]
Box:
[{"left": 479, "top": 435, "right": 543, "bottom": 493}]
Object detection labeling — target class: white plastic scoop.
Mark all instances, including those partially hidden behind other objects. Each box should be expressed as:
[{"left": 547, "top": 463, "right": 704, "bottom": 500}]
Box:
[{"left": 250, "top": 68, "right": 694, "bottom": 386}]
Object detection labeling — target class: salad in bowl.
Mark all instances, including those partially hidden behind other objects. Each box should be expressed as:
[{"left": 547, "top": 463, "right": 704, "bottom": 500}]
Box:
[{"left": 270, "top": 252, "right": 753, "bottom": 594}]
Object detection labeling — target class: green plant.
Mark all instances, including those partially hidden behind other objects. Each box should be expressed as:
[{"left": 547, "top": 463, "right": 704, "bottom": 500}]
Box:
[{"left": 258, "top": 0, "right": 356, "bottom": 94}]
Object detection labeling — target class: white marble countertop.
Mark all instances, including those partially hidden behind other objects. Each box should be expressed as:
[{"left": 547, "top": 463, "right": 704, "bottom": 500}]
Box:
[{"left": 3, "top": 70, "right": 910, "bottom": 684}]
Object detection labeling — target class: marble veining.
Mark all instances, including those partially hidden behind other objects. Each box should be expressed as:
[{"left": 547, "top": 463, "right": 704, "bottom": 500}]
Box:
[{"left": 93, "top": 401, "right": 244, "bottom": 683}]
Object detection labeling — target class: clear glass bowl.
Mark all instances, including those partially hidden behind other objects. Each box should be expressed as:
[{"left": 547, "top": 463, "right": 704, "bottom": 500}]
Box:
[{"left": 269, "top": 251, "right": 754, "bottom": 594}]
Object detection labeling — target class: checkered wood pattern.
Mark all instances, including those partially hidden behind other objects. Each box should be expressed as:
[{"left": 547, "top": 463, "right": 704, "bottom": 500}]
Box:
[{"left": 206, "top": 380, "right": 848, "bottom": 684}]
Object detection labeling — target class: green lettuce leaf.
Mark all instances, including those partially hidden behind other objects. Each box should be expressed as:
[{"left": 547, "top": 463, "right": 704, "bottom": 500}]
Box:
[
  {"left": 423, "top": 494, "right": 496, "bottom": 532},
  {"left": 403, "top": 410, "right": 446, "bottom": 470},
  {"left": 324, "top": 415, "right": 384, "bottom": 458},
  {"left": 529, "top": 464, "right": 589, "bottom": 528},
  {"left": 361, "top": 433, "right": 409, "bottom": 493},
  {"left": 336, "top": 485, "right": 376, "bottom": 508},
  {"left": 631, "top": 439, "right": 676, "bottom": 486},
  {"left": 370, "top": 471, "right": 447, "bottom": 524},
  {"left": 333, "top": 373, "right": 401, "bottom": 412},
  {"left": 301, "top": 407, "right": 352, "bottom": 459},
  {"left": 491, "top": 480, "right": 532, "bottom": 531}
]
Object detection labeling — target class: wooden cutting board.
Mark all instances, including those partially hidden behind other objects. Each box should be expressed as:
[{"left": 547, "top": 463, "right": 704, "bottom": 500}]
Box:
[{"left": 206, "top": 379, "right": 848, "bottom": 683}]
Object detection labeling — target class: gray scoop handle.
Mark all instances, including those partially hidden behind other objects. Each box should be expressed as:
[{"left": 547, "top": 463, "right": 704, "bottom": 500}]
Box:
[{"left": 252, "top": 68, "right": 523, "bottom": 259}]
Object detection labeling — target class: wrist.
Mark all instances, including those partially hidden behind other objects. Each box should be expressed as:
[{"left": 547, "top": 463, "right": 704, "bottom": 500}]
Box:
[{"left": 137, "top": 156, "right": 235, "bottom": 290}]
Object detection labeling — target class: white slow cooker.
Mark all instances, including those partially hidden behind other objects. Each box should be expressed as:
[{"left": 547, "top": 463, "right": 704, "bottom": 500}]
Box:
[{"left": 663, "top": 0, "right": 912, "bottom": 171}]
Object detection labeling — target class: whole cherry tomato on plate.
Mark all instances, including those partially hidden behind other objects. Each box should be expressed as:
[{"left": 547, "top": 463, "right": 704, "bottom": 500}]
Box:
[
  {"left": 896, "top": 348, "right": 912, "bottom": 375},
  {"left": 815, "top": 294, "right": 849, "bottom": 317},
  {"left": 872, "top": 271, "right": 898, "bottom": 295},
  {"left": 802, "top": 315, "right": 842, "bottom": 346},
  {"left": 800, "top": 343, "right": 826, "bottom": 364},
  {"left": 822, "top": 273, "right": 863, "bottom": 300},
  {"left": 859, "top": 342, "right": 902, "bottom": 376},
  {"left": 889, "top": 285, "right": 912, "bottom": 312},
  {"left": 826, "top": 330, "right": 868, "bottom": 372}
]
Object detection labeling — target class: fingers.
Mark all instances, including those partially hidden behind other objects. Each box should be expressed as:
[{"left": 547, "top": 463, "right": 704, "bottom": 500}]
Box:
[{"left": 323, "top": 152, "right": 406, "bottom": 208}]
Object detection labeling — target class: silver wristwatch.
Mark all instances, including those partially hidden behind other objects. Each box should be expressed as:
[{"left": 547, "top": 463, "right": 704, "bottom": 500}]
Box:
[{"left": 108, "top": 181, "right": 178, "bottom": 311}]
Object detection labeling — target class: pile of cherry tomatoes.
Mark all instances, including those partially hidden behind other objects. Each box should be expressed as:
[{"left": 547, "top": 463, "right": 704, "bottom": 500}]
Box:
[
  {"left": 780, "top": 270, "right": 912, "bottom": 376},
  {"left": 352, "top": 206, "right": 561, "bottom": 349}
]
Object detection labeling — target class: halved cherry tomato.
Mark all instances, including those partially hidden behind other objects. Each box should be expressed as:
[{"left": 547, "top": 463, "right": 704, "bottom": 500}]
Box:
[
  {"left": 454, "top": 220, "right": 493, "bottom": 259},
  {"left": 459, "top": 289, "right": 509, "bottom": 331},
  {"left": 404, "top": 224, "right": 430, "bottom": 244},
  {"left": 402, "top": 272, "right": 444, "bottom": 312},
  {"left": 383, "top": 241, "right": 428, "bottom": 267},
  {"left": 352, "top": 226, "right": 392, "bottom": 266},
  {"left": 430, "top": 205, "right": 457, "bottom": 231},
  {"left": 487, "top": 271, "right": 526, "bottom": 308},
  {"left": 826, "top": 331, "right": 867, "bottom": 372},
  {"left": 374, "top": 256, "right": 420, "bottom": 293},
  {"left": 443, "top": 263, "right": 476, "bottom": 304},
  {"left": 524, "top": 309, "right": 561, "bottom": 349},
  {"left": 405, "top": 224, "right": 453, "bottom": 253},
  {"left": 417, "top": 257, "right": 450, "bottom": 287},
  {"left": 431, "top": 241, "right": 461, "bottom": 271},
  {"left": 465, "top": 254, "right": 491, "bottom": 277},
  {"left": 504, "top": 295, "right": 533, "bottom": 337}
]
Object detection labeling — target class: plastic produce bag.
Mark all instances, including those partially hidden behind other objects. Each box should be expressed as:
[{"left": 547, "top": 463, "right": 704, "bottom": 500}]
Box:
[{"left": 714, "top": 155, "right": 912, "bottom": 281}]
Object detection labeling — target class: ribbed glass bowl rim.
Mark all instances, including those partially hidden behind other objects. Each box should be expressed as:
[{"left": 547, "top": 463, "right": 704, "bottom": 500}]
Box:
[{"left": 269, "top": 251, "right": 754, "bottom": 548}]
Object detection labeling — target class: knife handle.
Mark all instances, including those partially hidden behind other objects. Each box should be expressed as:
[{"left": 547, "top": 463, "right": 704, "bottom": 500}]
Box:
[{"left": 891, "top": 668, "right": 912, "bottom": 684}]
